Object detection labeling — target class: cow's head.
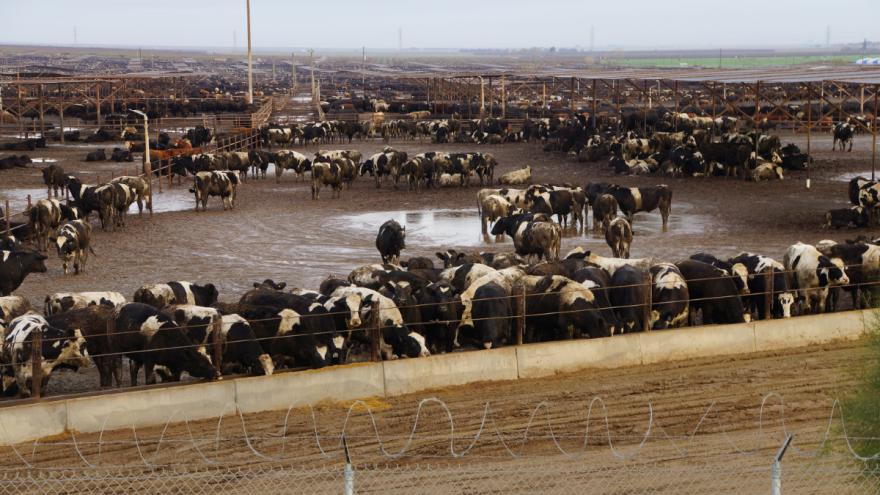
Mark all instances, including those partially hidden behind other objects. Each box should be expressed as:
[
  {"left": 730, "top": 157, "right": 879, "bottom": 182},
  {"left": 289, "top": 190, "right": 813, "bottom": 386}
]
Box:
[
  {"left": 384, "top": 325, "right": 429, "bottom": 359},
  {"left": 775, "top": 292, "right": 795, "bottom": 318}
]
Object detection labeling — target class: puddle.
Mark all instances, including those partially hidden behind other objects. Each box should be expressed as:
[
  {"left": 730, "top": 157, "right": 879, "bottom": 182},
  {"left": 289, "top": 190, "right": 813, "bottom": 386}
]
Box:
[
  {"left": 834, "top": 170, "right": 877, "bottom": 182},
  {"left": 30, "top": 158, "right": 58, "bottom": 163},
  {"left": 0, "top": 187, "right": 193, "bottom": 215},
  {"left": 0, "top": 188, "right": 49, "bottom": 207},
  {"left": 344, "top": 209, "right": 501, "bottom": 247}
]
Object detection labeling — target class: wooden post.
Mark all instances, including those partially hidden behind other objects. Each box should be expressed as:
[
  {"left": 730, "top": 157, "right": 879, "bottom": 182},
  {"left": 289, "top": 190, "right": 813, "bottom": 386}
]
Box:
[
  {"left": 95, "top": 83, "right": 102, "bottom": 126},
  {"left": 674, "top": 80, "right": 680, "bottom": 132},
  {"left": 27, "top": 194, "right": 31, "bottom": 210},
  {"left": 807, "top": 83, "right": 813, "bottom": 188},
  {"left": 38, "top": 84, "right": 45, "bottom": 137},
  {"left": 30, "top": 329, "right": 42, "bottom": 399},
  {"left": 4, "top": 200, "right": 10, "bottom": 235},
  {"left": 515, "top": 285, "right": 525, "bottom": 345},
  {"left": 370, "top": 300, "right": 381, "bottom": 362},
  {"left": 570, "top": 77, "right": 576, "bottom": 114},
  {"left": 764, "top": 269, "right": 774, "bottom": 321},
  {"left": 591, "top": 79, "right": 598, "bottom": 129},
  {"left": 211, "top": 317, "right": 223, "bottom": 374},
  {"left": 500, "top": 76, "right": 506, "bottom": 119},
  {"left": 59, "top": 85, "right": 65, "bottom": 144},
  {"left": 643, "top": 271, "right": 653, "bottom": 332}
]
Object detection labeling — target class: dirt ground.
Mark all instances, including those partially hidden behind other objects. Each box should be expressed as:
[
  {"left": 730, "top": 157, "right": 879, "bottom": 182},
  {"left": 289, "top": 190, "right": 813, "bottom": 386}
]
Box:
[{"left": 0, "top": 340, "right": 871, "bottom": 493}]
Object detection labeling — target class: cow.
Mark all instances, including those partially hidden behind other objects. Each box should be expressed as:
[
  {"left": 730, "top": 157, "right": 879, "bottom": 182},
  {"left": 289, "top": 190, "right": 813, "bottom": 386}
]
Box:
[
  {"left": 110, "top": 176, "right": 151, "bottom": 214},
  {"left": 41, "top": 164, "right": 66, "bottom": 197},
  {"left": 401, "top": 156, "right": 435, "bottom": 192},
  {"left": 0, "top": 296, "right": 32, "bottom": 325},
  {"left": 414, "top": 282, "right": 458, "bottom": 354},
  {"left": 0, "top": 250, "right": 47, "bottom": 296},
  {"left": 28, "top": 198, "right": 66, "bottom": 252},
  {"left": 526, "top": 185, "right": 586, "bottom": 232},
  {"left": 110, "top": 147, "right": 134, "bottom": 162},
  {"left": 491, "top": 213, "right": 562, "bottom": 262},
  {"left": 607, "top": 185, "right": 673, "bottom": 231},
  {"left": 751, "top": 163, "right": 784, "bottom": 181},
  {"left": 1, "top": 313, "right": 88, "bottom": 396},
  {"left": 571, "top": 266, "right": 620, "bottom": 335},
  {"left": 274, "top": 150, "right": 311, "bottom": 182},
  {"left": 848, "top": 176, "right": 876, "bottom": 206},
  {"left": 53, "top": 219, "right": 93, "bottom": 275},
  {"left": 190, "top": 171, "right": 239, "bottom": 211},
  {"left": 522, "top": 275, "right": 609, "bottom": 341},
  {"left": 605, "top": 217, "right": 633, "bottom": 258},
  {"left": 593, "top": 194, "right": 618, "bottom": 232},
  {"left": 99, "top": 182, "right": 135, "bottom": 229},
  {"left": 698, "top": 142, "right": 751, "bottom": 178},
  {"left": 438, "top": 262, "right": 497, "bottom": 291},
  {"left": 498, "top": 166, "right": 531, "bottom": 186},
  {"left": 609, "top": 265, "right": 650, "bottom": 333},
  {"left": 824, "top": 206, "right": 869, "bottom": 229},
  {"left": 649, "top": 263, "right": 689, "bottom": 329},
  {"left": 0, "top": 155, "right": 32, "bottom": 169},
  {"left": 784, "top": 242, "right": 849, "bottom": 313},
  {"left": 479, "top": 194, "right": 512, "bottom": 238},
  {"left": 360, "top": 148, "right": 408, "bottom": 188},
  {"left": 84, "top": 149, "right": 106, "bottom": 162},
  {"left": 833, "top": 121, "right": 855, "bottom": 152},
  {"left": 311, "top": 161, "right": 343, "bottom": 199},
  {"left": 728, "top": 253, "right": 795, "bottom": 319},
  {"left": 456, "top": 281, "right": 510, "bottom": 349},
  {"left": 817, "top": 240, "right": 880, "bottom": 309},
  {"left": 675, "top": 259, "right": 749, "bottom": 325},
  {"left": 376, "top": 219, "right": 406, "bottom": 264},
  {"left": 689, "top": 252, "right": 750, "bottom": 296},
  {"left": 112, "top": 303, "right": 219, "bottom": 385},
  {"left": 45, "top": 305, "right": 121, "bottom": 387},
  {"left": 133, "top": 281, "right": 218, "bottom": 309},
  {"left": 457, "top": 266, "right": 526, "bottom": 339},
  {"left": 44, "top": 291, "right": 125, "bottom": 316},
  {"left": 217, "top": 314, "right": 274, "bottom": 375}
]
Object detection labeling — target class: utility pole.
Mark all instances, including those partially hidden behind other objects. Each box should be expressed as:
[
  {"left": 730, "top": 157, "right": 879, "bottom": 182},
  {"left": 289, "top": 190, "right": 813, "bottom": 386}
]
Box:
[
  {"left": 291, "top": 52, "right": 296, "bottom": 94},
  {"left": 362, "top": 46, "right": 366, "bottom": 86},
  {"left": 246, "top": 0, "right": 254, "bottom": 105}
]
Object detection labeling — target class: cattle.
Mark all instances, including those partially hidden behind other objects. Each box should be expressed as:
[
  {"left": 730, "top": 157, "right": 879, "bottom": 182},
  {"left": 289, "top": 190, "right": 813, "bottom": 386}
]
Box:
[
  {"left": 112, "top": 303, "right": 219, "bottom": 385},
  {"left": 457, "top": 266, "right": 526, "bottom": 336},
  {"left": 0, "top": 296, "right": 32, "bottom": 324},
  {"left": 414, "top": 282, "right": 458, "bottom": 354},
  {"left": 817, "top": 241, "right": 880, "bottom": 309},
  {"left": 570, "top": 266, "right": 620, "bottom": 335},
  {"left": 437, "top": 173, "right": 464, "bottom": 187},
  {"left": 728, "top": 253, "right": 794, "bottom": 319},
  {"left": 45, "top": 305, "right": 121, "bottom": 387},
  {"left": 0, "top": 155, "right": 32, "bottom": 169},
  {"left": 53, "top": 219, "right": 93, "bottom": 275},
  {"left": 491, "top": 213, "right": 562, "bottom": 262},
  {"left": 401, "top": 156, "right": 435, "bottom": 192},
  {"left": 649, "top": 263, "right": 689, "bottom": 329},
  {"left": 44, "top": 291, "right": 125, "bottom": 316},
  {"left": 0, "top": 250, "right": 48, "bottom": 296},
  {"left": 84, "top": 149, "right": 106, "bottom": 162},
  {"left": 522, "top": 275, "right": 609, "bottom": 341},
  {"left": 750, "top": 163, "right": 784, "bottom": 181},
  {"left": 698, "top": 142, "right": 751, "bottom": 177},
  {"left": 110, "top": 176, "right": 151, "bottom": 214},
  {"left": 605, "top": 217, "right": 633, "bottom": 258},
  {"left": 28, "top": 198, "right": 65, "bottom": 251},
  {"left": 360, "top": 148, "right": 407, "bottom": 188},
  {"left": 824, "top": 206, "right": 869, "bottom": 229},
  {"left": 266, "top": 127, "right": 293, "bottom": 148},
  {"left": 376, "top": 219, "right": 406, "bottom": 265},
  {"left": 41, "top": 164, "right": 66, "bottom": 197},
  {"left": 593, "top": 194, "right": 618, "bottom": 231},
  {"left": 1, "top": 313, "right": 88, "bottom": 397},
  {"left": 190, "top": 170, "right": 239, "bottom": 211},
  {"left": 675, "top": 259, "right": 749, "bottom": 325},
  {"left": 110, "top": 147, "right": 134, "bottom": 162},
  {"left": 689, "top": 252, "right": 750, "bottom": 296},
  {"left": 526, "top": 185, "right": 586, "bottom": 232},
  {"left": 133, "top": 281, "right": 218, "bottom": 309},
  {"left": 98, "top": 182, "right": 135, "bottom": 229},
  {"left": 666, "top": 146, "right": 707, "bottom": 177},
  {"left": 439, "top": 262, "right": 496, "bottom": 292},
  {"left": 217, "top": 314, "right": 274, "bottom": 375},
  {"left": 331, "top": 286, "right": 429, "bottom": 359},
  {"left": 457, "top": 282, "right": 510, "bottom": 349},
  {"left": 849, "top": 176, "right": 876, "bottom": 206},
  {"left": 608, "top": 265, "right": 650, "bottom": 333},
  {"left": 784, "top": 242, "right": 850, "bottom": 314},
  {"left": 498, "top": 166, "right": 531, "bottom": 185},
  {"left": 607, "top": 185, "right": 673, "bottom": 231},
  {"left": 833, "top": 121, "right": 855, "bottom": 152},
  {"left": 186, "top": 125, "right": 213, "bottom": 147},
  {"left": 311, "top": 161, "right": 343, "bottom": 199},
  {"left": 479, "top": 194, "right": 512, "bottom": 238},
  {"left": 274, "top": 150, "right": 311, "bottom": 182}
]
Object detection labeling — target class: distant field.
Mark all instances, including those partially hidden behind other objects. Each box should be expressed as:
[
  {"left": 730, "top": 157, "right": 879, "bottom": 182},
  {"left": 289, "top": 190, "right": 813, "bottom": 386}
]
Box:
[{"left": 612, "top": 54, "right": 870, "bottom": 69}]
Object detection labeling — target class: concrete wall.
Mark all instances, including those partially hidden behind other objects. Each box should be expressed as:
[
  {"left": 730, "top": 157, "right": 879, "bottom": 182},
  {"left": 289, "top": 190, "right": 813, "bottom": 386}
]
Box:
[{"left": 0, "top": 309, "right": 874, "bottom": 446}]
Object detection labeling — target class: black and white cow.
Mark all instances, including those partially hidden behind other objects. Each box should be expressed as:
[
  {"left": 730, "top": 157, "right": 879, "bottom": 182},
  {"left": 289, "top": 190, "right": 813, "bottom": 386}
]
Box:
[
  {"left": 133, "top": 281, "right": 219, "bottom": 309},
  {"left": 414, "top": 282, "right": 458, "bottom": 354},
  {"left": 311, "top": 161, "right": 343, "bottom": 199},
  {"left": 44, "top": 291, "right": 125, "bottom": 316},
  {"left": 608, "top": 265, "right": 650, "bottom": 333},
  {"left": 607, "top": 184, "right": 673, "bottom": 231},
  {"left": 274, "top": 150, "right": 311, "bottom": 182},
  {"left": 0, "top": 250, "right": 48, "bottom": 296},
  {"left": 1, "top": 312, "right": 88, "bottom": 396},
  {"left": 816, "top": 240, "right": 880, "bottom": 309},
  {"left": 457, "top": 281, "right": 510, "bottom": 349},
  {"left": 45, "top": 305, "right": 120, "bottom": 387},
  {"left": 110, "top": 176, "right": 151, "bottom": 215},
  {"left": 605, "top": 217, "right": 633, "bottom": 259},
  {"left": 376, "top": 219, "right": 406, "bottom": 264},
  {"left": 217, "top": 314, "right": 274, "bottom": 375},
  {"left": 675, "top": 259, "right": 749, "bottom": 325},
  {"left": 833, "top": 121, "right": 855, "bottom": 152},
  {"left": 491, "top": 213, "right": 562, "bottom": 262},
  {"left": 53, "top": 219, "right": 93, "bottom": 275},
  {"left": 361, "top": 148, "right": 408, "bottom": 188},
  {"left": 689, "top": 252, "right": 750, "bottom": 296},
  {"left": 592, "top": 194, "right": 618, "bottom": 232},
  {"left": 28, "top": 198, "right": 64, "bottom": 252},
  {"left": 190, "top": 171, "right": 239, "bottom": 211},
  {"left": 728, "top": 253, "right": 795, "bottom": 319},
  {"left": 0, "top": 296, "right": 32, "bottom": 325},
  {"left": 523, "top": 275, "right": 609, "bottom": 340},
  {"left": 526, "top": 185, "right": 585, "bottom": 232},
  {"left": 649, "top": 263, "right": 689, "bottom": 329},
  {"left": 112, "top": 303, "right": 219, "bottom": 385},
  {"left": 824, "top": 206, "right": 869, "bottom": 229},
  {"left": 783, "top": 242, "right": 850, "bottom": 314}
]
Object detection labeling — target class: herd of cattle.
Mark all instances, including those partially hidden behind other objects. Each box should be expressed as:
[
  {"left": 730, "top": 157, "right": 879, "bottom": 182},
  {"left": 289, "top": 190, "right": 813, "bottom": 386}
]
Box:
[{"left": 0, "top": 224, "right": 875, "bottom": 397}]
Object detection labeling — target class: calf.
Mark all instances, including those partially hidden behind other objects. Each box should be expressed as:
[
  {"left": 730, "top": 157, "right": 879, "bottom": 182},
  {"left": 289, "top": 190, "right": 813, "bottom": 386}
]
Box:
[
  {"left": 376, "top": 219, "right": 406, "bottom": 264},
  {"left": 44, "top": 291, "right": 125, "bottom": 315},
  {"left": 112, "top": 303, "right": 219, "bottom": 385},
  {"left": 783, "top": 242, "right": 849, "bottom": 314},
  {"left": 133, "top": 281, "right": 218, "bottom": 309},
  {"left": 1, "top": 313, "right": 88, "bottom": 396},
  {"left": 675, "top": 259, "right": 749, "bottom": 325},
  {"left": 41, "top": 164, "right": 66, "bottom": 197},
  {"left": 0, "top": 250, "right": 48, "bottom": 296},
  {"left": 53, "top": 219, "right": 93, "bottom": 275}
]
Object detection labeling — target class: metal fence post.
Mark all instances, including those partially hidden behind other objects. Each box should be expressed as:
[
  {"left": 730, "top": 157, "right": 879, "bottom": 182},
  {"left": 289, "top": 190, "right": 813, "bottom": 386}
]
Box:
[
  {"left": 516, "top": 286, "right": 525, "bottom": 345},
  {"left": 772, "top": 434, "right": 793, "bottom": 495},
  {"left": 370, "top": 300, "right": 381, "bottom": 362},
  {"left": 211, "top": 316, "right": 223, "bottom": 374},
  {"left": 30, "top": 328, "right": 42, "bottom": 399},
  {"left": 4, "top": 200, "right": 10, "bottom": 235},
  {"left": 764, "top": 269, "right": 774, "bottom": 321},
  {"left": 643, "top": 271, "right": 653, "bottom": 332},
  {"left": 343, "top": 435, "right": 354, "bottom": 495}
]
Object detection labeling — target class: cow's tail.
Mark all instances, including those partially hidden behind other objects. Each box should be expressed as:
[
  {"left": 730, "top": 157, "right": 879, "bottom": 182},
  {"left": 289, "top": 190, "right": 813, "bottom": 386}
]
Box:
[{"left": 88, "top": 246, "right": 97, "bottom": 256}]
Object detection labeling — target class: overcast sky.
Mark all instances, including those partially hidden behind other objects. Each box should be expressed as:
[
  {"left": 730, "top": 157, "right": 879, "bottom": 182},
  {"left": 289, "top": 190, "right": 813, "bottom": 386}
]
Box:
[{"left": 0, "top": 0, "right": 876, "bottom": 51}]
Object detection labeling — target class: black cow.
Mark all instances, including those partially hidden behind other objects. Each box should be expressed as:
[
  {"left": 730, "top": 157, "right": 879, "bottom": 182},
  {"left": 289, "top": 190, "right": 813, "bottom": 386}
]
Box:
[
  {"left": 186, "top": 126, "right": 213, "bottom": 147},
  {"left": 833, "top": 121, "right": 855, "bottom": 152},
  {"left": 0, "top": 250, "right": 48, "bottom": 295},
  {"left": 689, "top": 252, "right": 750, "bottom": 295},
  {"left": 824, "top": 206, "right": 869, "bottom": 229},
  {"left": 84, "top": 149, "right": 106, "bottom": 162},
  {"left": 457, "top": 281, "right": 510, "bottom": 349},
  {"left": 675, "top": 259, "right": 748, "bottom": 325},
  {"left": 571, "top": 266, "right": 621, "bottom": 335},
  {"left": 376, "top": 219, "right": 406, "bottom": 264},
  {"left": 522, "top": 275, "right": 609, "bottom": 341},
  {"left": 112, "top": 303, "right": 219, "bottom": 385},
  {"left": 698, "top": 142, "right": 751, "bottom": 177},
  {"left": 0, "top": 155, "right": 32, "bottom": 169},
  {"left": 609, "top": 265, "right": 650, "bottom": 333},
  {"left": 41, "top": 164, "right": 66, "bottom": 197},
  {"left": 110, "top": 147, "right": 133, "bottom": 162},
  {"left": 415, "top": 282, "right": 458, "bottom": 354}
]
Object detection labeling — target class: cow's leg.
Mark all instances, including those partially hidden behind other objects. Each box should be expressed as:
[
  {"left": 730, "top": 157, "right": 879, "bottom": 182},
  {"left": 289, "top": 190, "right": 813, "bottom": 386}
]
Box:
[
  {"left": 143, "top": 361, "right": 156, "bottom": 385},
  {"left": 129, "top": 360, "right": 140, "bottom": 386}
]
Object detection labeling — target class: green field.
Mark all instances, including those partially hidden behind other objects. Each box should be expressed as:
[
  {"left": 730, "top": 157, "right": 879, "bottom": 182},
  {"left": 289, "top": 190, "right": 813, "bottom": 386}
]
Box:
[{"left": 612, "top": 54, "right": 872, "bottom": 69}]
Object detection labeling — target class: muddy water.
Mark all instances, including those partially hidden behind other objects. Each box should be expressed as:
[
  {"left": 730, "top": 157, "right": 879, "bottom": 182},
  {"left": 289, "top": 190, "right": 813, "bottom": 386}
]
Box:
[{"left": 345, "top": 209, "right": 501, "bottom": 247}]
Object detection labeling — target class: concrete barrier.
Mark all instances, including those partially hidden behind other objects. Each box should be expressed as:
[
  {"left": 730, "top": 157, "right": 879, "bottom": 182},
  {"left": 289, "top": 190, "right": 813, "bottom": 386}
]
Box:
[
  {"left": 66, "top": 380, "right": 236, "bottom": 432},
  {"left": 0, "top": 309, "right": 874, "bottom": 446},
  {"left": 235, "top": 362, "right": 385, "bottom": 415},
  {"left": 383, "top": 347, "right": 518, "bottom": 396}
]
